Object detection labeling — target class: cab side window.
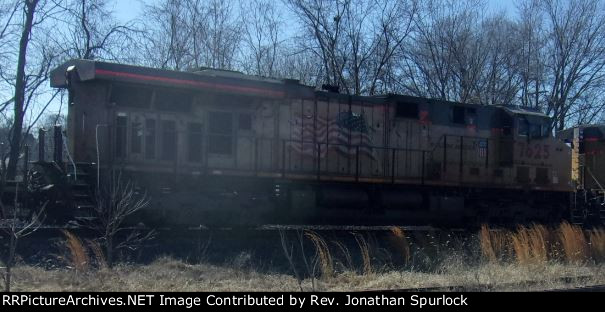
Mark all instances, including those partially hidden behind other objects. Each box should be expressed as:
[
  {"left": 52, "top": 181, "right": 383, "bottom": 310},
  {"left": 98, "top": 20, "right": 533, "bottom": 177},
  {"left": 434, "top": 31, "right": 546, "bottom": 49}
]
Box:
[
  {"left": 452, "top": 106, "right": 477, "bottom": 126},
  {"left": 518, "top": 118, "right": 529, "bottom": 136},
  {"left": 396, "top": 102, "right": 419, "bottom": 119},
  {"left": 530, "top": 124, "right": 542, "bottom": 138},
  {"left": 452, "top": 107, "right": 465, "bottom": 124}
]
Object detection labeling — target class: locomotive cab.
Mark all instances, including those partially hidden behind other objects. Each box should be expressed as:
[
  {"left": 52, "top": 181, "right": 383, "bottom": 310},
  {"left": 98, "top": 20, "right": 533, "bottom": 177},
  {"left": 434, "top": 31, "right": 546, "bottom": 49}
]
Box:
[{"left": 496, "top": 106, "right": 571, "bottom": 190}]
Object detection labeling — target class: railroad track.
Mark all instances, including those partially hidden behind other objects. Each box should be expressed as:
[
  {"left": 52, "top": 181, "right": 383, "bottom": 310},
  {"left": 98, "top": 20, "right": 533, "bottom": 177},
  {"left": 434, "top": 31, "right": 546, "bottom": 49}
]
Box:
[
  {"left": 1, "top": 223, "right": 465, "bottom": 232},
  {"left": 546, "top": 284, "right": 605, "bottom": 292},
  {"left": 363, "top": 275, "right": 602, "bottom": 292}
]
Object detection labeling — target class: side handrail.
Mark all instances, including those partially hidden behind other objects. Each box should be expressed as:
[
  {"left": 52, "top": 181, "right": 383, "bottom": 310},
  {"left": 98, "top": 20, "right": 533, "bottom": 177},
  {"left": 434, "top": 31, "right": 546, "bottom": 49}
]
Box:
[
  {"left": 586, "top": 167, "right": 605, "bottom": 202},
  {"left": 96, "top": 124, "right": 108, "bottom": 190},
  {"left": 61, "top": 128, "right": 77, "bottom": 181}
]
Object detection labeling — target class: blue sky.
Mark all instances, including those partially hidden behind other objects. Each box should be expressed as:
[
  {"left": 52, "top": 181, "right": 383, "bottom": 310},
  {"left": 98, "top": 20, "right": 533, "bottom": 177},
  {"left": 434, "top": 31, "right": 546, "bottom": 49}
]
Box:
[
  {"left": 111, "top": 0, "right": 518, "bottom": 23},
  {"left": 113, "top": 0, "right": 146, "bottom": 22}
]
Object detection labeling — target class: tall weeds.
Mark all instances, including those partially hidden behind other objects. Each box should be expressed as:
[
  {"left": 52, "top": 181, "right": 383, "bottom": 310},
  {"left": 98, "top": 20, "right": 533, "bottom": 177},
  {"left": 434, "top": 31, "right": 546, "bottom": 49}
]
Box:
[
  {"left": 479, "top": 225, "right": 510, "bottom": 263},
  {"left": 558, "top": 222, "right": 589, "bottom": 263},
  {"left": 354, "top": 234, "right": 372, "bottom": 275},
  {"left": 87, "top": 239, "right": 108, "bottom": 269},
  {"left": 510, "top": 226, "right": 532, "bottom": 264},
  {"left": 332, "top": 240, "right": 354, "bottom": 270},
  {"left": 527, "top": 224, "right": 549, "bottom": 263},
  {"left": 478, "top": 223, "right": 603, "bottom": 265},
  {"left": 389, "top": 227, "right": 411, "bottom": 265},
  {"left": 305, "top": 231, "right": 333, "bottom": 278},
  {"left": 62, "top": 230, "right": 89, "bottom": 273},
  {"left": 510, "top": 225, "right": 551, "bottom": 264}
]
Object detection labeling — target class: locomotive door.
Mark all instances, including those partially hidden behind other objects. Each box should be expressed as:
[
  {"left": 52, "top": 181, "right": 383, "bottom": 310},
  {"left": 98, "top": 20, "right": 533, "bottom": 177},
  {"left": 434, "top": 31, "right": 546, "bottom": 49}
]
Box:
[{"left": 497, "top": 112, "right": 514, "bottom": 166}]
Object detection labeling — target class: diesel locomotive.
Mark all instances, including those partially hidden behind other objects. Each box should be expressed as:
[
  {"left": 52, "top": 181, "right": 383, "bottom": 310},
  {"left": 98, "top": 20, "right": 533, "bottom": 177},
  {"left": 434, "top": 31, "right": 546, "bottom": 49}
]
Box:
[{"left": 17, "top": 59, "right": 599, "bottom": 227}]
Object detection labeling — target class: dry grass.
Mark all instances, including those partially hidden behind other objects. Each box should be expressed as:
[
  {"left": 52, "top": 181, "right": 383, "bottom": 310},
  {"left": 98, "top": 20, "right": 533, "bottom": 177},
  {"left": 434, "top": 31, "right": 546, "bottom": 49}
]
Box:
[
  {"left": 528, "top": 224, "right": 549, "bottom": 262},
  {"left": 331, "top": 240, "right": 353, "bottom": 270},
  {"left": 304, "top": 231, "right": 333, "bottom": 278},
  {"left": 479, "top": 225, "right": 510, "bottom": 263},
  {"left": 7, "top": 223, "right": 605, "bottom": 291},
  {"left": 9, "top": 258, "right": 605, "bottom": 292},
  {"left": 353, "top": 234, "right": 373, "bottom": 275},
  {"left": 510, "top": 225, "right": 549, "bottom": 264},
  {"left": 558, "top": 222, "right": 589, "bottom": 263},
  {"left": 61, "top": 230, "right": 89, "bottom": 273},
  {"left": 510, "top": 226, "right": 530, "bottom": 264},
  {"left": 482, "top": 223, "right": 604, "bottom": 265},
  {"left": 87, "top": 240, "right": 108, "bottom": 269},
  {"left": 389, "top": 227, "right": 411, "bottom": 265},
  {"left": 589, "top": 229, "right": 605, "bottom": 262}
]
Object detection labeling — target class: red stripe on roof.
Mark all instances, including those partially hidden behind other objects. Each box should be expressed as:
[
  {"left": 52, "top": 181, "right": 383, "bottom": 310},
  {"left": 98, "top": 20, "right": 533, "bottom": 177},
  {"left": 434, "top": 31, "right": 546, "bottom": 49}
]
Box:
[{"left": 95, "top": 69, "right": 285, "bottom": 98}]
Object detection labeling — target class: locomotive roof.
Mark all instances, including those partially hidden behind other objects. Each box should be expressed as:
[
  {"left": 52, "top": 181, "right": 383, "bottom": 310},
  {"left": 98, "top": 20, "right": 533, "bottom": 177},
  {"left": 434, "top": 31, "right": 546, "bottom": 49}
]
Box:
[
  {"left": 498, "top": 105, "right": 549, "bottom": 117},
  {"left": 557, "top": 124, "right": 605, "bottom": 141},
  {"left": 380, "top": 94, "right": 550, "bottom": 118},
  {"left": 49, "top": 59, "right": 551, "bottom": 118},
  {"left": 50, "top": 59, "right": 315, "bottom": 99}
]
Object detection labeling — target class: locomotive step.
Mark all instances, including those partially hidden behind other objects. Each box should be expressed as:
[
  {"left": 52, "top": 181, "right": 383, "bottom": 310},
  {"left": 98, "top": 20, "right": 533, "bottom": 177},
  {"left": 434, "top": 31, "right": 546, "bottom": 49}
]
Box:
[
  {"left": 72, "top": 193, "right": 92, "bottom": 199},
  {"left": 67, "top": 172, "right": 91, "bottom": 178},
  {"left": 70, "top": 183, "right": 91, "bottom": 189},
  {"left": 74, "top": 199, "right": 95, "bottom": 205},
  {"left": 73, "top": 216, "right": 98, "bottom": 224},
  {"left": 74, "top": 162, "right": 95, "bottom": 166},
  {"left": 76, "top": 204, "right": 96, "bottom": 210}
]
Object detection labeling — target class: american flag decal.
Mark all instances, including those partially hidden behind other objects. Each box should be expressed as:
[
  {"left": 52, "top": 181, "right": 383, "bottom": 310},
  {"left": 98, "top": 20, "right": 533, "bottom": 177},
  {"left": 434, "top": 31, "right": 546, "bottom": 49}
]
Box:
[
  {"left": 289, "top": 111, "right": 375, "bottom": 159},
  {"left": 478, "top": 140, "right": 488, "bottom": 158}
]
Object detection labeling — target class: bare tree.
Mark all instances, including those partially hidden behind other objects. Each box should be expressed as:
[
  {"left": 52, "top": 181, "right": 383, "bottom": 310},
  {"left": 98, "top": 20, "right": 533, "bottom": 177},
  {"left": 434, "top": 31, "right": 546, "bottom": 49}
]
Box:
[
  {"left": 0, "top": 183, "right": 46, "bottom": 292},
  {"left": 1, "top": 0, "right": 140, "bottom": 178},
  {"left": 365, "top": 0, "right": 418, "bottom": 95},
  {"left": 53, "top": 0, "right": 140, "bottom": 62},
  {"left": 286, "top": 0, "right": 349, "bottom": 90},
  {"left": 474, "top": 14, "right": 522, "bottom": 106},
  {"left": 195, "top": 0, "right": 241, "bottom": 70},
  {"left": 141, "top": 0, "right": 191, "bottom": 70},
  {"left": 286, "top": 0, "right": 417, "bottom": 95},
  {"left": 87, "top": 171, "right": 153, "bottom": 267},
  {"left": 0, "top": 2, "right": 21, "bottom": 109},
  {"left": 516, "top": 0, "right": 547, "bottom": 109},
  {"left": 5, "top": 0, "right": 40, "bottom": 180},
  {"left": 540, "top": 0, "right": 605, "bottom": 130},
  {"left": 239, "top": 0, "right": 283, "bottom": 77},
  {"left": 141, "top": 0, "right": 241, "bottom": 71},
  {"left": 277, "top": 48, "right": 325, "bottom": 86},
  {"left": 0, "top": 0, "right": 66, "bottom": 180},
  {"left": 399, "top": 0, "right": 487, "bottom": 102}
]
